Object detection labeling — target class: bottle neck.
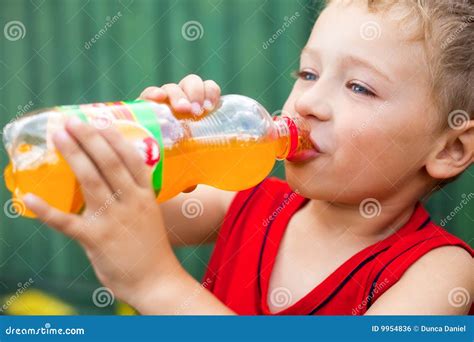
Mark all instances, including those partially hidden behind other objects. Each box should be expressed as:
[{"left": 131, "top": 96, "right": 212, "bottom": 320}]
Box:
[{"left": 274, "top": 116, "right": 298, "bottom": 160}]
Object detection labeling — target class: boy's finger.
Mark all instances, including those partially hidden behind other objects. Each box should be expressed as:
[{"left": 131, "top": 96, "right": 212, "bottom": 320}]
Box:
[
  {"left": 179, "top": 74, "right": 205, "bottom": 115},
  {"left": 203, "top": 80, "right": 221, "bottom": 111},
  {"left": 53, "top": 128, "right": 112, "bottom": 206},
  {"left": 139, "top": 87, "right": 167, "bottom": 102},
  {"left": 99, "top": 125, "right": 152, "bottom": 189},
  {"left": 23, "top": 193, "right": 83, "bottom": 239},
  {"left": 161, "top": 84, "right": 192, "bottom": 113},
  {"left": 65, "top": 117, "right": 136, "bottom": 194}
]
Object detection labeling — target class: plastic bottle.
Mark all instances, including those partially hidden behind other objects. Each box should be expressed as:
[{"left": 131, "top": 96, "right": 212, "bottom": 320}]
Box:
[{"left": 2, "top": 95, "right": 315, "bottom": 218}]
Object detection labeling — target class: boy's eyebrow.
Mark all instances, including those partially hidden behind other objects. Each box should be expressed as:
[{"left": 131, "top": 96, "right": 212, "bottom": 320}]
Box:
[
  {"left": 342, "top": 55, "right": 393, "bottom": 84},
  {"left": 301, "top": 47, "right": 393, "bottom": 84}
]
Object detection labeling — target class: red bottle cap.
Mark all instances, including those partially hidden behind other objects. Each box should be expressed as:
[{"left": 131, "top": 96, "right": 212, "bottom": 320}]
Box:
[{"left": 274, "top": 116, "right": 299, "bottom": 160}]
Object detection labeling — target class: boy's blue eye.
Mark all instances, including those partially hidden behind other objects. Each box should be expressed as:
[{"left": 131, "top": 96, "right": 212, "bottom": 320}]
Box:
[
  {"left": 293, "top": 70, "right": 318, "bottom": 81},
  {"left": 348, "top": 82, "right": 376, "bottom": 97}
]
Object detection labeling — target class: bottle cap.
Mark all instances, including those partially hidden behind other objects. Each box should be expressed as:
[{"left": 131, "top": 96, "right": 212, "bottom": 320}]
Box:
[
  {"left": 281, "top": 116, "right": 299, "bottom": 160},
  {"left": 273, "top": 116, "right": 298, "bottom": 159}
]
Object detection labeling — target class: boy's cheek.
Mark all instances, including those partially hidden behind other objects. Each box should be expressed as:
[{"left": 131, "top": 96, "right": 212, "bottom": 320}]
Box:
[
  {"left": 341, "top": 140, "right": 425, "bottom": 193},
  {"left": 319, "top": 135, "right": 429, "bottom": 184}
]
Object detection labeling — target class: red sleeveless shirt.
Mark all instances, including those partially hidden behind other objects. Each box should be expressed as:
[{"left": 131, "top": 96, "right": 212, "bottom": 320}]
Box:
[{"left": 202, "top": 177, "right": 474, "bottom": 315}]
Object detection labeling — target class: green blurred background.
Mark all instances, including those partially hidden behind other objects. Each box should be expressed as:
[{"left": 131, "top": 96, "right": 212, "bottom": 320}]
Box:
[{"left": 0, "top": 0, "right": 472, "bottom": 314}]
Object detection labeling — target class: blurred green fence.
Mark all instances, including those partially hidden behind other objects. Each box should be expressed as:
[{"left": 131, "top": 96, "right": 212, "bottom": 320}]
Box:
[{"left": 0, "top": 0, "right": 472, "bottom": 314}]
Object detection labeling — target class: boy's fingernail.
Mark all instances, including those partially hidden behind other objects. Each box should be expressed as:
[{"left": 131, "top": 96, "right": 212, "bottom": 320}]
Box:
[
  {"left": 177, "top": 98, "right": 190, "bottom": 107},
  {"left": 191, "top": 102, "right": 203, "bottom": 115},
  {"left": 203, "top": 99, "right": 213, "bottom": 111},
  {"left": 151, "top": 88, "right": 164, "bottom": 98},
  {"left": 22, "top": 193, "right": 37, "bottom": 207}
]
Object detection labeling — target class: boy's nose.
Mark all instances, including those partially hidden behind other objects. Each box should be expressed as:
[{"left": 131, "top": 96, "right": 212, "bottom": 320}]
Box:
[{"left": 294, "top": 87, "right": 332, "bottom": 122}]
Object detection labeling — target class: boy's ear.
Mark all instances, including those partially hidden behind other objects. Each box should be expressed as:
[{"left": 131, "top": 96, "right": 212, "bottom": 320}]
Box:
[{"left": 425, "top": 118, "right": 474, "bottom": 180}]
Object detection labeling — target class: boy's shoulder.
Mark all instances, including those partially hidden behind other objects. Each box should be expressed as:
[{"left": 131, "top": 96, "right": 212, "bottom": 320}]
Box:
[
  {"left": 367, "top": 244, "right": 473, "bottom": 314},
  {"left": 366, "top": 208, "right": 473, "bottom": 314},
  {"left": 406, "top": 245, "right": 472, "bottom": 280}
]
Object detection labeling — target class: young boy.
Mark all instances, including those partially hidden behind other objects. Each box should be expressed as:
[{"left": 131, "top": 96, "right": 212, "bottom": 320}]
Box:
[{"left": 23, "top": 0, "right": 473, "bottom": 314}]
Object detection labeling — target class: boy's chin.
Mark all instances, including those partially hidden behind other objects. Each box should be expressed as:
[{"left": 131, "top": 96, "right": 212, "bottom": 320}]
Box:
[
  {"left": 284, "top": 167, "right": 327, "bottom": 200},
  {"left": 284, "top": 165, "right": 370, "bottom": 204},
  {"left": 284, "top": 158, "right": 326, "bottom": 188}
]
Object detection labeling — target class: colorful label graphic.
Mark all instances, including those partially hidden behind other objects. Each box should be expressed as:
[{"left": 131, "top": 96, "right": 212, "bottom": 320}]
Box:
[{"left": 58, "top": 100, "right": 165, "bottom": 193}]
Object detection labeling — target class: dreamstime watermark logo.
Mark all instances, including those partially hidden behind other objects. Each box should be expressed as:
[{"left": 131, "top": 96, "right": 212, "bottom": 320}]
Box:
[
  {"left": 262, "top": 11, "right": 300, "bottom": 50},
  {"left": 175, "top": 277, "right": 212, "bottom": 314},
  {"left": 4, "top": 198, "right": 26, "bottom": 218},
  {"left": 262, "top": 191, "right": 299, "bottom": 227},
  {"left": 359, "top": 198, "right": 381, "bottom": 219},
  {"left": 16, "top": 100, "right": 34, "bottom": 116},
  {"left": 352, "top": 277, "right": 390, "bottom": 315},
  {"left": 181, "top": 21, "right": 204, "bottom": 41},
  {"left": 84, "top": 189, "right": 122, "bottom": 226},
  {"left": 441, "top": 16, "right": 473, "bottom": 50},
  {"left": 0, "top": 278, "right": 35, "bottom": 313},
  {"left": 92, "top": 287, "right": 115, "bottom": 308},
  {"left": 447, "top": 287, "right": 470, "bottom": 308},
  {"left": 447, "top": 109, "right": 470, "bottom": 130},
  {"left": 359, "top": 21, "right": 381, "bottom": 41},
  {"left": 1, "top": 101, "right": 35, "bottom": 139},
  {"left": 5, "top": 322, "right": 85, "bottom": 336},
  {"left": 89, "top": 110, "right": 115, "bottom": 130},
  {"left": 181, "top": 198, "right": 204, "bottom": 219},
  {"left": 269, "top": 287, "right": 292, "bottom": 308},
  {"left": 84, "top": 11, "right": 123, "bottom": 50},
  {"left": 4, "top": 21, "right": 26, "bottom": 41},
  {"left": 439, "top": 193, "right": 473, "bottom": 227}
]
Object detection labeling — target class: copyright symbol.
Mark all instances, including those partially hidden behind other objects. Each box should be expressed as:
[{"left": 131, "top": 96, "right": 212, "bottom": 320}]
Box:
[{"left": 413, "top": 325, "right": 419, "bottom": 332}]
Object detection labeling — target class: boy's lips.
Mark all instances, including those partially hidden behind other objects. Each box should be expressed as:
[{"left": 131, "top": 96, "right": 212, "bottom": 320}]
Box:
[
  {"left": 310, "top": 135, "right": 322, "bottom": 154},
  {"left": 286, "top": 135, "right": 322, "bottom": 162},
  {"left": 287, "top": 149, "right": 321, "bottom": 162},
  {"left": 284, "top": 115, "right": 324, "bottom": 162}
]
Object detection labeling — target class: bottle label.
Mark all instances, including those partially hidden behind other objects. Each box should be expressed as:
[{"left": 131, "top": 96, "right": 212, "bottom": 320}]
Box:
[{"left": 57, "top": 101, "right": 165, "bottom": 193}]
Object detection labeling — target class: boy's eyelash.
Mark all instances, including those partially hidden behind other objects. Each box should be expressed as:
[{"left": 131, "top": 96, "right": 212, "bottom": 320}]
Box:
[
  {"left": 291, "top": 69, "right": 378, "bottom": 98},
  {"left": 291, "top": 70, "right": 317, "bottom": 81},
  {"left": 347, "top": 82, "right": 377, "bottom": 97}
]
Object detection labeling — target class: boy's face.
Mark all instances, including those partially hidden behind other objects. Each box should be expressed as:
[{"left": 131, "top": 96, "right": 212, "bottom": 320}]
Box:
[{"left": 283, "top": 1, "right": 440, "bottom": 203}]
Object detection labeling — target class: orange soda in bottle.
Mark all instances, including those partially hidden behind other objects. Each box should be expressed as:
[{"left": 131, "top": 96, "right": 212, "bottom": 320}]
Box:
[{"left": 2, "top": 95, "right": 315, "bottom": 218}]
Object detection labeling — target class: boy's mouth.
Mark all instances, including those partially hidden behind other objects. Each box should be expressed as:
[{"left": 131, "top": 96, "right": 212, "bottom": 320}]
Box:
[
  {"left": 286, "top": 134, "right": 322, "bottom": 163},
  {"left": 310, "top": 135, "right": 322, "bottom": 154}
]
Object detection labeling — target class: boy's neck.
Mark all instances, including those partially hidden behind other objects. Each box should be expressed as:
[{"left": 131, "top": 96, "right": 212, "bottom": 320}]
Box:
[
  {"left": 293, "top": 172, "right": 435, "bottom": 241},
  {"left": 305, "top": 199, "right": 417, "bottom": 241}
]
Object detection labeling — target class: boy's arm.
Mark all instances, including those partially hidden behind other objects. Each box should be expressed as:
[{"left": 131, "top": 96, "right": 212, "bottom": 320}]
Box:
[
  {"left": 130, "top": 267, "right": 237, "bottom": 314},
  {"left": 365, "top": 246, "right": 473, "bottom": 315},
  {"left": 160, "top": 186, "right": 235, "bottom": 246}
]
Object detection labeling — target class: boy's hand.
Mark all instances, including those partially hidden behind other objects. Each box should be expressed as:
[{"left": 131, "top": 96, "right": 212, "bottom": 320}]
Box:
[
  {"left": 22, "top": 117, "right": 185, "bottom": 305},
  {"left": 139, "top": 74, "right": 221, "bottom": 116},
  {"left": 140, "top": 74, "right": 221, "bottom": 193}
]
